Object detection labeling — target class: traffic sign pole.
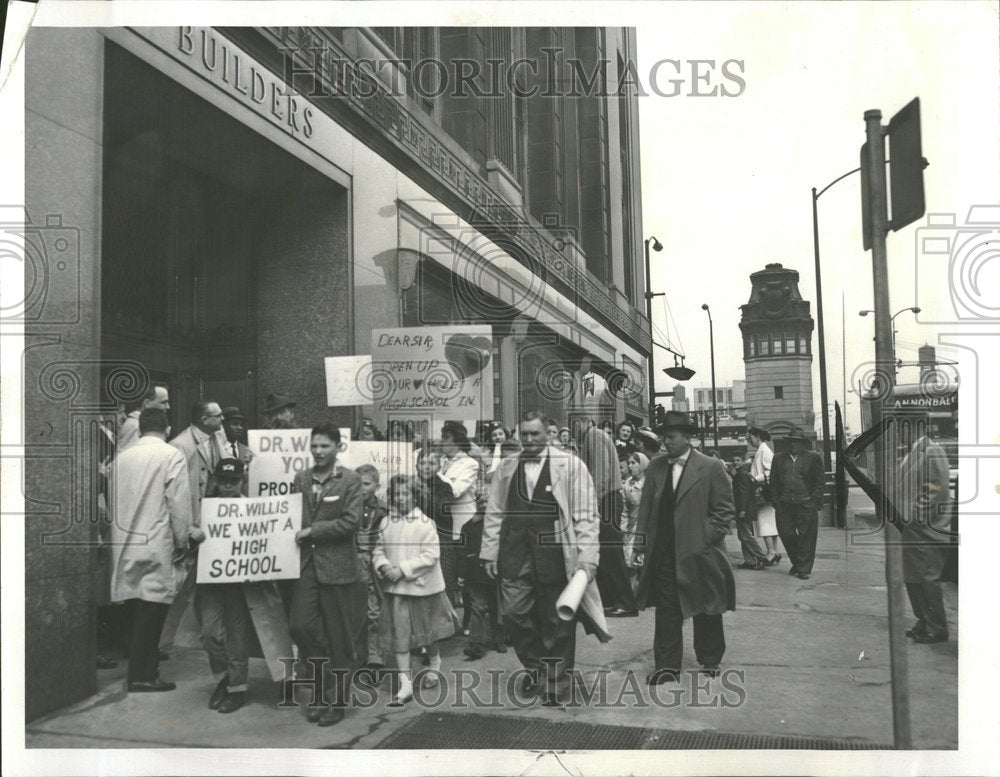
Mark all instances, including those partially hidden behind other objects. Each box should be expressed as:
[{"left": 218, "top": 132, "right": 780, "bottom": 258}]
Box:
[{"left": 863, "top": 108, "right": 912, "bottom": 750}]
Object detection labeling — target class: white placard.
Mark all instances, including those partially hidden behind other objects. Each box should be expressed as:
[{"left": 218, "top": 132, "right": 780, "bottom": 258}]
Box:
[
  {"left": 196, "top": 495, "right": 302, "bottom": 583},
  {"left": 325, "top": 354, "right": 374, "bottom": 406},
  {"left": 370, "top": 326, "right": 494, "bottom": 421},
  {"left": 339, "top": 440, "right": 417, "bottom": 500},
  {"left": 247, "top": 427, "right": 350, "bottom": 497}
]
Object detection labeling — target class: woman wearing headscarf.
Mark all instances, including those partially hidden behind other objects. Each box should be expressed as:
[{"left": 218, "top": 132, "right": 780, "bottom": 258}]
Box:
[{"left": 620, "top": 451, "right": 650, "bottom": 587}]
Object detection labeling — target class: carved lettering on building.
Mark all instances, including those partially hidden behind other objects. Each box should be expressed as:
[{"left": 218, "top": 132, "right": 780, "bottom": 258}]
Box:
[{"left": 177, "top": 27, "right": 314, "bottom": 140}]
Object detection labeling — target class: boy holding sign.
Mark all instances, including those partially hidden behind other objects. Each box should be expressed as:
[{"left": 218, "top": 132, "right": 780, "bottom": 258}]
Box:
[{"left": 289, "top": 424, "right": 365, "bottom": 727}]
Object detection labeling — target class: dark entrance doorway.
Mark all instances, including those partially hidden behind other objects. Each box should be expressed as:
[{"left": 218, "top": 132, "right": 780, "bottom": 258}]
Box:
[{"left": 100, "top": 41, "right": 344, "bottom": 428}]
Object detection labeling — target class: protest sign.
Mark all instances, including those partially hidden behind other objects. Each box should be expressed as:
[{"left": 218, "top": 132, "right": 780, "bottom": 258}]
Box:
[
  {"left": 247, "top": 428, "right": 350, "bottom": 497},
  {"left": 196, "top": 495, "right": 302, "bottom": 583},
  {"left": 325, "top": 354, "right": 374, "bottom": 406},
  {"left": 340, "top": 440, "right": 416, "bottom": 500},
  {"left": 370, "top": 326, "right": 493, "bottom": 420}
]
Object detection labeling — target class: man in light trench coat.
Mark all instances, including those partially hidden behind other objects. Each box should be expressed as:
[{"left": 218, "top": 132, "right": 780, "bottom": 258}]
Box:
[
  {"left": 481, "top": 410, "right": 612, "bottom": 706},
  {"left": 110, "top": 408, "right": 200, "bottom": 691}
]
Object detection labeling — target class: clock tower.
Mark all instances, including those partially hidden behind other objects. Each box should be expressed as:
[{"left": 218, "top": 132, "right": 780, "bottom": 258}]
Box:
[{"left": 739, "top": 263, "right": 816, "bottom": 439}]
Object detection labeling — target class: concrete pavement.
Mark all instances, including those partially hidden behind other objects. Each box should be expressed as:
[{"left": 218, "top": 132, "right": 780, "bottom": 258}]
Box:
[{"left": 26, "top": 523, "right": 957, "bottom": 750}]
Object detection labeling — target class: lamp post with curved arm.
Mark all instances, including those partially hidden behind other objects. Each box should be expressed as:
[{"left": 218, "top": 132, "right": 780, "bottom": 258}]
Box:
[
  {"left": 701, "top": 304, "right": 719, "bottom": 449},
  {"left": 859, "top": 306, "right": 921, "bottom": 374},
  {"left": 644, "top": 236, "right": 664, "bottom": 421}
]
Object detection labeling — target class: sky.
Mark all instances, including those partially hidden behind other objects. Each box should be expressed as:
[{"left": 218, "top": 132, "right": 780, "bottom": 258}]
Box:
[{"left": 636, "top": 1, "right": 999, "bottom": 433}]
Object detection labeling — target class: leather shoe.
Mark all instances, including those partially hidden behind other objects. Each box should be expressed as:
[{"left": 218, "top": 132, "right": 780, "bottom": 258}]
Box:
[
  {"left": 768, "top": 553, "right": 783, "bottom": 567},
  {"left": 208, "top": 677, "right": 229, "bottom": 709},
  {"left": 518, "top": 673, "right": 539, "bottom": 696},
  {"left": 493, "top": 642, "right": 508, "bottom": 654},
  {"left": 911, "top": 631, "right": 948, "bottom": 644},
  {"left": 699, "top": 665, "right": 721, "bottom": 678},
  {"left": 905, "top": 626, "right": 926, "bottom": 638},
  {"left": 158, "top": 650, "right": 170, "bottom": 662},
  {"left": 541, "top": 694, "right": 563, "bottom": 707},
  {"left": 306, "top": 706, "right": 324, "bottom": 723},
  {"left": 463, "top": 644, "right": 485, "bottom": 660},
  {"left": 738, "top": 562, "right": 763, "bottom": 570},
  {"left": 646, "top": 669, "right": 680, "bottom": 686},
  {"left": 128, "top": 679, "right": 176, "bottom": 693},
  {"left": 788, "top": 566, "right": 799, "bottom": 576},
  {"left": 217, "top": 692, "right": 245, "bottom": 714},
  {"left": 605, "top": 608, "right": 639, "bottom": 617},
  {"left": 796, "top": 571, "right": 811, "bottom": 580},
  {"left": 317, "top": 706, "right": 345, "bottom": 726}
]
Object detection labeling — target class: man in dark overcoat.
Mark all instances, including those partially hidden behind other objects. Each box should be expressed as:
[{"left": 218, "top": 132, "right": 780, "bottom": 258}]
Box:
[
  {"left": 769, "top": 426, "right": 825, "bottom": 580},
  {"left": 634, "top": 412, "right": 736, "bottom": 683}
]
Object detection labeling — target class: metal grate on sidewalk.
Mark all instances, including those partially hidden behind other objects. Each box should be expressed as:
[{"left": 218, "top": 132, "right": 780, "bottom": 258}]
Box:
[{"left": 374, "top": 712, "right": 888, "bottom": 750}]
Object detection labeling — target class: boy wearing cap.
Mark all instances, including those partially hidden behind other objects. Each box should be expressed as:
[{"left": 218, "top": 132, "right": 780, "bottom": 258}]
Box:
[
  {"left": 196, "top": 458, "right": 294, "bottom": 713},
  {"left": 197, "top": 458, "right": 253, "bottom": 713}
]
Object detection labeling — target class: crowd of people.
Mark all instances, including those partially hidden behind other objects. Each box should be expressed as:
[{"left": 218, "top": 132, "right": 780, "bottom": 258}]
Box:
[{"left": 98, "top": 383, "right": 953, "bottom": 723}]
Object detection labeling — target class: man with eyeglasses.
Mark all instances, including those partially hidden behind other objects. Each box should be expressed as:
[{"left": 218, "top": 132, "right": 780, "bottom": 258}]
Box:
[{"left": 160, "top": 399, "right": 231, "bottom": 650}]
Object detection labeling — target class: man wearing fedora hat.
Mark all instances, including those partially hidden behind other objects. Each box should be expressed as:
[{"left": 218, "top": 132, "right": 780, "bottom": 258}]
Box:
[
  {"left": 634, "top": 411, "right": 736, "bottom": 683},
  {"left": 221, "top": 406, "right": 254, "bottom": 475},
  {"left": 769, "top": 427, "right": 825, "bottom": 580},
  {"left": 264, "top": 393, "right": 297, "bottom": 430}
]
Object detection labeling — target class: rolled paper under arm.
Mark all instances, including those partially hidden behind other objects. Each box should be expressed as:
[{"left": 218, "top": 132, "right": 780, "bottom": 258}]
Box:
[{"left": 556, "top": 568, "right": 590, "bottom": 621}]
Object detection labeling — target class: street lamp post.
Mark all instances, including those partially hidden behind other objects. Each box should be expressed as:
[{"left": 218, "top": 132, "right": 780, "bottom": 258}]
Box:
[
  {"left": 859, "top": 307, "right": 921, "bottom": 373},
  {"left": 701, "top": 304, "right": 719, "bottom": 449},
  {"left": 644, "top": 236, "right": 664, "bottom": 422}
]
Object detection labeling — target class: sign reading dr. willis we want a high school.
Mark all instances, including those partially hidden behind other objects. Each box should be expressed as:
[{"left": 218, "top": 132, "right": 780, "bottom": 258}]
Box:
[
  {"left": 196, "top": 495, "right": 302, "bottom": 583},
  {"left": 371, "top": 326, "right": 493, "bottom": 421}
]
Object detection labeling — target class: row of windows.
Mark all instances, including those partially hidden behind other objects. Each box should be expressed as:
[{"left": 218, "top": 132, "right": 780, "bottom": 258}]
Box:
[
  {"left": 360, "top": 27, "right": 639, "bottom": 302},
  {"left": 695, "top": 388, "right": 735, "bottom": 404},
  {"left": 746, "top": 332, "right": 810, "bottom": 357}
]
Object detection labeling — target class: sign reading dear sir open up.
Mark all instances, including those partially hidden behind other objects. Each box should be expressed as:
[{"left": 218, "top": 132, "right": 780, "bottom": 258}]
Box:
[
  {"left": 196, "top": 495, "right": 302, "bottom": 583},
  {"left": 370, "top": 326, "right": 493, "bottom": 420}
]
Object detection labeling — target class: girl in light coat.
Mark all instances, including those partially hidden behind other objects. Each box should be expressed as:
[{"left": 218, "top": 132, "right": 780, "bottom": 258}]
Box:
[{"left": 374, "top": 476, "right": 461, "bottom": 705}]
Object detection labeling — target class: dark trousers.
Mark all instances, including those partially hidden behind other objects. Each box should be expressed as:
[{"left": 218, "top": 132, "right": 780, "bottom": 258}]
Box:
[
  {"left": 289, "top": 558, "right": 363, "bottom": 708},
  {"left": 651, "top": 544, "right": 725, "bottom": 671},
  {"left": 468, "top": 580, "right": 502, "bottom": 648},
  {"left": 736, "top": 519, "right": 768, "bottom": 566},
  {"left": 906, "top": 581, "right": 948, "bottom": 637},
  {"left": 501, "top": 565, "right": 576, "bottom": 699},
  {"left": 776, "top": 501, "right": 819, "bottom": 574},
  {"left": 127, "top": 600, "right": 170, "bottom": 684},
  {"left": 596, "top": 491, "right": 637, "bottom": 611},
  {"left": 196, "top": 583, "right": 251, "bottom": 691}
]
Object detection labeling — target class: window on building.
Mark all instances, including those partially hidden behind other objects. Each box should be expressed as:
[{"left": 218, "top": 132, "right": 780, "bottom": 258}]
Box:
[
  {"left": 748, "top": 339, "right": 756, "bottom": 357},
  {"left": 800, "top": 334, "right": 809, "bottom": 354},
  {"left": 772, "top": 335, "right": 782, "bottom": 355},
  {"left": 774, "top": 386, "right": 784, "bottom": 400},
  {"left": 786, "top": 332, "right": 796, "bottom": 353},
  {"left": 760, "top": 339, "right": 770, "bottom": 356},
  {"left": 402, "top": 27, "right": 438, "bottom": 115}
]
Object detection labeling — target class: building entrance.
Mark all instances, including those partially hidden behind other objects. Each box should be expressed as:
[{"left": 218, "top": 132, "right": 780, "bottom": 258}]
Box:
[{"left": 100, "top": 42, "right": 346, "bottom": 428}]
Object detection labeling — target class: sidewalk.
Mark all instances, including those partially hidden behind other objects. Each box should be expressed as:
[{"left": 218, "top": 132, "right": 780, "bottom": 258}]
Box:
[{"left": 26, "top": 527, "right": 957, "bottom": 749}]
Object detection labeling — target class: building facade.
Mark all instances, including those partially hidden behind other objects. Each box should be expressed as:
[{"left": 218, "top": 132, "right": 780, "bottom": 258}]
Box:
[
  {"left": 738, "top": 263, "right": 816, "bottom": 439},
  {"left": 23, "top": 25, "right": 650, "bottom": 718}
]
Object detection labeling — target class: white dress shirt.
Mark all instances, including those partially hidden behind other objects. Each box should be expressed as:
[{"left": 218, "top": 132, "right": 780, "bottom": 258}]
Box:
[
  {"left": 521, "top": 446, "right": 549, "bottom": 495},
  {"left": 668, "top": 447, "right": 691, "bottom": 490}
]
